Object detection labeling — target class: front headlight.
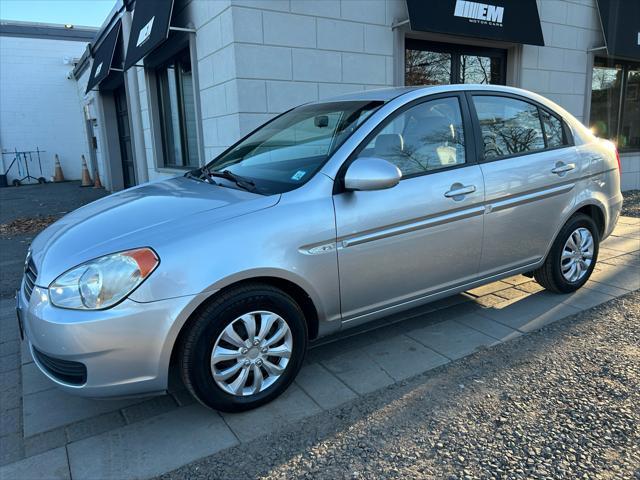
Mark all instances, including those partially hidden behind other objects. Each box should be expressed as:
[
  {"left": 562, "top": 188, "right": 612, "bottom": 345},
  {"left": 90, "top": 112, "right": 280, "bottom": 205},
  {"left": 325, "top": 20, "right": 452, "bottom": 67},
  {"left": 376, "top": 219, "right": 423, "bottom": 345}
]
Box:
[{"left": 49, "top": 248, "right": 159, "bottom": 310}]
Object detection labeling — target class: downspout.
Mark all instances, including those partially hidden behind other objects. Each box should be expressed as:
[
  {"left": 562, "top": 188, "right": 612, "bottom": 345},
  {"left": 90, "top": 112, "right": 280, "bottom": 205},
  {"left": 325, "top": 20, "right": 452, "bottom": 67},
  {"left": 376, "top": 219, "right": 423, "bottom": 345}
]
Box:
[
  {"left": 121, "top": 9, "right": 149, "bottom": 184},
  {"left": 187, "top": 22, "right": 206, "bottom": 166},
  {"left": 392, "top": 18, "right": 410, "bottom": 87}
]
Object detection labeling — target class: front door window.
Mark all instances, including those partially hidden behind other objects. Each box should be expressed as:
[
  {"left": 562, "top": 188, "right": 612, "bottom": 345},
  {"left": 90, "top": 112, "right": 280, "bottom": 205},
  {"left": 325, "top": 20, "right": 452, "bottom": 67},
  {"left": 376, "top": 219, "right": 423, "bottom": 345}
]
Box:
[{"left": 356, "top": 96, "right": 466, "bottom": 176}]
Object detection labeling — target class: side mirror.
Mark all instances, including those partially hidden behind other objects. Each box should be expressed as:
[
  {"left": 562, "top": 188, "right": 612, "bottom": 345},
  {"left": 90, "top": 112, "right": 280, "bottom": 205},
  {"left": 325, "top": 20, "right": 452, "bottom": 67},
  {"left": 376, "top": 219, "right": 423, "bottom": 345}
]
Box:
[{"left": 343, "top": 157, "right": 402, "bottom": 191}]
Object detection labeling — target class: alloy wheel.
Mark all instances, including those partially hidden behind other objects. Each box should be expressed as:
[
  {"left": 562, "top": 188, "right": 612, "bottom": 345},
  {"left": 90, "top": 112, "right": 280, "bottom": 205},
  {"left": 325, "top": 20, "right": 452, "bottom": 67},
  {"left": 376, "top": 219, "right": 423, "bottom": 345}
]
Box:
[{"left": 210, "top": 310, "right": 292, "bottom": 396}]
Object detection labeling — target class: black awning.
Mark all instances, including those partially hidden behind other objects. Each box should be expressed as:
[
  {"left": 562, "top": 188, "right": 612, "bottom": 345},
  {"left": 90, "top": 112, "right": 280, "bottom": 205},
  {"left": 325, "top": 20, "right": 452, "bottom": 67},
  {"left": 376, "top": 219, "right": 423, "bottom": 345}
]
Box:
[
  {"left": 406, "top": 0, "right": 544, "bottom": 46},
  {"left": 124, "top": 0, "right": 174, "bottom": 70},
  {"left": 596, "top": 0, "right": 640, "bottom": 61},
  {"left": 85, "top": 20, "right": 122, "bottom": 94}
]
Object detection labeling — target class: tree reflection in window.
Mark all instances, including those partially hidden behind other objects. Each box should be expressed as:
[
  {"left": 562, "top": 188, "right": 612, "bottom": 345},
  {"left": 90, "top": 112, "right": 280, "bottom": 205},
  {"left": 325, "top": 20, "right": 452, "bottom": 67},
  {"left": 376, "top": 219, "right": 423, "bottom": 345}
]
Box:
[
  {"left": 473, "top": 96, "right": 545, "bottom": 160},
  {"left": 540, "top": 109, "right": 564, "bottom": 148},
  {"left": 405, "top": 49, "right": 451, "bottom": 86}
]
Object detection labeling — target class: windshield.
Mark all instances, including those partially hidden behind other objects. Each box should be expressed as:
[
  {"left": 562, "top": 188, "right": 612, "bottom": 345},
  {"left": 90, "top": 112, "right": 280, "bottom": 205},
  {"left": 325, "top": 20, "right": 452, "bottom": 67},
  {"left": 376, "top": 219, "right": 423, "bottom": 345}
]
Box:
[{"left": 206, "top": 101, "right": 383, "bottom": 194}]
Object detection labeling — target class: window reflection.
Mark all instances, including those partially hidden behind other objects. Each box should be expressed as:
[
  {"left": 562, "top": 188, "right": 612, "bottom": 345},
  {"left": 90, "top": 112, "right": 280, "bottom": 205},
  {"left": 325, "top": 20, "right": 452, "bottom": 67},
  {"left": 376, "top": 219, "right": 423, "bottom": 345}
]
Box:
[
  {"left": 405, "top": 49, "right": 451, "bottom": 85},
  {"left": 359, "top": 97, "right": 466, "bottom": 176},
  {"left": 590, "top": 64, "right": 622, "bottom": 141},
  {"left": 540, "top": 109, "right": 564, "bottom": 148},
  {"left": 590, "top": 58, "right": 639, "bottom": 151},
  {"left": 620, "top": 68, "right": 640, "bottom": 150},
  {"left": 405, "top": 40, "right": 506, "bottom": 86},
  {"left": 460, "top": 55, "right": 502, "bottom": 84},
  {"left": 156, "top": 49, "right": 199, "bottom": 168},
  {"left": 473, "top": 96, "right": 545, "bottom": 160}
]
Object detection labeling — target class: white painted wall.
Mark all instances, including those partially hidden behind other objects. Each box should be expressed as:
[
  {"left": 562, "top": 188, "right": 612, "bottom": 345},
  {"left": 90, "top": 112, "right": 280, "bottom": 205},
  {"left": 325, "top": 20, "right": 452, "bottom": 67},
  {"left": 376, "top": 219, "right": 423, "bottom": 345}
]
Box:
[{"left": 0, "top": 35, "right": 90, "bottom": 183}]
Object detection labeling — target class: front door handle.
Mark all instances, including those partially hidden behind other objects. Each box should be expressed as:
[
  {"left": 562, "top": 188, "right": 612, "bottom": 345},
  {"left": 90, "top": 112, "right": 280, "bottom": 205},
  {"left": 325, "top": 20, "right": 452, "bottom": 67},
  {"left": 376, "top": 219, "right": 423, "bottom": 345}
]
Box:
[
  {"left": 444, "top": 184, "right": 476, "bottom": 199},
  {"left": 551, "top": 162, "right": 576, "bottom": 175}
]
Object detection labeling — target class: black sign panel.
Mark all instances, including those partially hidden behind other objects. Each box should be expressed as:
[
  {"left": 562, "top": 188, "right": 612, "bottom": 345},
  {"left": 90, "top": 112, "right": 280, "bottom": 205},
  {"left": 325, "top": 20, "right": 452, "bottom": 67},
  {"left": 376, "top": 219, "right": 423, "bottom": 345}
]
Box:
[
  {"left": 596, "top": 0, "right": 640, "bottom": 61},
  {"left": 406, "top": 0, "right": 544, "bottom": 46},
  {"left": 86, "top": 21, "right": 122, "bottom": 94},
  {"left": 124, "top": 0, "right": 174, "bottom": 70}
]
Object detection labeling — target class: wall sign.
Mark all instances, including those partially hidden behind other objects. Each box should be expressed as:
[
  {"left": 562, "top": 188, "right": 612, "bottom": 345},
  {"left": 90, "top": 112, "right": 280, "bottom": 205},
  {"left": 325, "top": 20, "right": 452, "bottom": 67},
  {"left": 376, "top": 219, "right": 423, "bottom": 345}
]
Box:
[
  {"left": 596, "top": 0, "right": 640, "bottom": 60},
  {"left": 85, "top": 20, "right": 122, "bottom": 93},
  {"left": 453, "top": 1, "right": 504, "bottom": 27},
  {"left": 124, "top": 0, "right": 174, "bottom": 70},
  {"left": 136, "top": 16, "right": 154, "bottom": 47},
  {"left": 405, "top": 0, "right": 544, "bottom": 46}
]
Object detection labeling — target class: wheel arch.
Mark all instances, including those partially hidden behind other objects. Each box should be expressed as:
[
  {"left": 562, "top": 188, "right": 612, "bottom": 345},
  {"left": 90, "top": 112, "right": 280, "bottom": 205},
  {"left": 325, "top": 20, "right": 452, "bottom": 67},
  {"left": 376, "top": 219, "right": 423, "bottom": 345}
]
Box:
[
  {"left": 168, "top": 275, "right": 322, "bottom": 372},
  {"left": 573, "top": 202, "right": 606, "bottom": 239},
  {"left": 539, "top": 199, "right": 607, "bottom": 267}
]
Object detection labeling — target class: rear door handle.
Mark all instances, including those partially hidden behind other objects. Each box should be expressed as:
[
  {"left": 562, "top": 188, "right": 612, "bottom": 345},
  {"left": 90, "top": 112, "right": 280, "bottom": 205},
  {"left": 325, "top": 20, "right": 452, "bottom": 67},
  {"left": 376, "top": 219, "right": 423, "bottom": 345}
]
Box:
[
  {"left": 551, "top": 163, "right": 576, "bottom": 175},
  {"left": 444, "top": 184, "right": 476, "bottom": 198}
]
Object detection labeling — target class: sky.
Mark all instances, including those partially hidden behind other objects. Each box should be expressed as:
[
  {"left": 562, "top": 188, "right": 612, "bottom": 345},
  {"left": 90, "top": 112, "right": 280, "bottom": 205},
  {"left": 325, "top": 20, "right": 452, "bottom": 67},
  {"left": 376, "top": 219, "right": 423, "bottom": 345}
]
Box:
[{"left": 0, "top": 0, "right": 116, "bottom": 27}]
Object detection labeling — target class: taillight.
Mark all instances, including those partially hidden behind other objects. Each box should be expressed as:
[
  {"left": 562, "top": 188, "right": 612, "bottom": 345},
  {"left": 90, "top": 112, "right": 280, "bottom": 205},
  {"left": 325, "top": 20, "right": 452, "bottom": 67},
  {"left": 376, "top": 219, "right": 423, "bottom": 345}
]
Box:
[{"left": 615, "top": 147, "right": 621, "bottom": 172}]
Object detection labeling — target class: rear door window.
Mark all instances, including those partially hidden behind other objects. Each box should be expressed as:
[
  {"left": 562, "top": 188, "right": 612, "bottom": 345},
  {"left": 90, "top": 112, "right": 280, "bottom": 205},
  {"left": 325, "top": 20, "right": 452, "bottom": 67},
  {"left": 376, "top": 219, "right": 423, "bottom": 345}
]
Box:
[
  {"left": 540, "top": 109, "right": 565, "bottom": 148},
  {"left": 472, "top": 95, "right": 545, "bottom": 160}
]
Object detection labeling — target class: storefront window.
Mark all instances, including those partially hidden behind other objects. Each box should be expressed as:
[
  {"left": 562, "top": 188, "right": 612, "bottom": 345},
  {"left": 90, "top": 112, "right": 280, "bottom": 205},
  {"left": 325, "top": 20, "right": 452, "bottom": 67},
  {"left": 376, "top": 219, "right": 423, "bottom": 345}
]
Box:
[
  {"left": 590, "top": 58, "right": 640, "bottom": 151},
  {"left": 156, "top": 49, "right": 199, "bottom": 168},
  {"left": 620, "top": 67, "right": 639, "bottom": 150},
  {"left": 405, "top": 39, "right": 506, "bottom": 86},
  {"left": 405, "top": 50, "right": 451, "bottom": 85},
  {"left": 460, "top": 55, "right": 503, "bottom": 84}
]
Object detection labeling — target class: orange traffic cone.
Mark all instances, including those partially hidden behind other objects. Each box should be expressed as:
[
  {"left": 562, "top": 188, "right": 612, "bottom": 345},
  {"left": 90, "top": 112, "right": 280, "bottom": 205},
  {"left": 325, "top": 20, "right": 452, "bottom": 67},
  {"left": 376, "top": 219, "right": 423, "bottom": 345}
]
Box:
[
  {"left": 53, "top": 154, "right": 65, "bottom": 182},
  {"left": 80, "top": 155, "right": 93, "bottom": 187},
  {"left": 93, "top": 164, "right": 104, "bottom": 189}
]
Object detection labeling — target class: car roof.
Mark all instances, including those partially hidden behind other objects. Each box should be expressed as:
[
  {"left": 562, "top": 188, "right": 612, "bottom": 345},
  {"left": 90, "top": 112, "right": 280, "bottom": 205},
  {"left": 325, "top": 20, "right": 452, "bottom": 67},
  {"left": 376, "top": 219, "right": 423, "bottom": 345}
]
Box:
[
  {"left": 320, "top": 83, "right": 593, "bottom": 149},
  {"left": 321, "top": 84, "right": 550, "bottom": 104}
]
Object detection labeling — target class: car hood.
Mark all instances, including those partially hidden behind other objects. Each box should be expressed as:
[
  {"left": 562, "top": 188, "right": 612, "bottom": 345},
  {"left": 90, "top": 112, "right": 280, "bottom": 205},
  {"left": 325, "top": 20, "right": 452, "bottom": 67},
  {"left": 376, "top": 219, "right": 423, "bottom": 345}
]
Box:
[{"left": 31, "top": 176, "right": 279, "bottom": 285}]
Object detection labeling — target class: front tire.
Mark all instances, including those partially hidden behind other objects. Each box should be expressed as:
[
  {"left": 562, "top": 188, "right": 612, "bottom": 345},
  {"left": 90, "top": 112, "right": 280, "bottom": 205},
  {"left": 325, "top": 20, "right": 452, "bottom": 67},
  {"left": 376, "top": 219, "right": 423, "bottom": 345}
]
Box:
[
  {"left": 534, "top": 213, "right": 599, "bottom": 293},
  {"left": 178, "top": 283, "right": 307, "bottom": 412}
]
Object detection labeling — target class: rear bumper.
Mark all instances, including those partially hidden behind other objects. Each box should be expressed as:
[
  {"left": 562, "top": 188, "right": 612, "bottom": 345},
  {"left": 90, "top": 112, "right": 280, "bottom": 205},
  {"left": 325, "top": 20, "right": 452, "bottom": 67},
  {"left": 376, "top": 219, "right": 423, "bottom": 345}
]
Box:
[
  {"left": 604, "top": 191, "right": 623, "bottom": 240},
  {"left": 17, "top": 282, "right": 205, "bottom": 398}
]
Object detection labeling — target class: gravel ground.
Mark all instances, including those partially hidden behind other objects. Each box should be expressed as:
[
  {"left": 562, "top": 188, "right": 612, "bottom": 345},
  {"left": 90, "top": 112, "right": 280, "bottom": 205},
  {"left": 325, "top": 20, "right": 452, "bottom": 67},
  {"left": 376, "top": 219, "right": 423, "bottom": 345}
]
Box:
[
  {"left": 162, "top": 292, "right": 640, "bottom": 480},
  {"left": 622, "top": 190, "right": 640, "bottom": 218}
]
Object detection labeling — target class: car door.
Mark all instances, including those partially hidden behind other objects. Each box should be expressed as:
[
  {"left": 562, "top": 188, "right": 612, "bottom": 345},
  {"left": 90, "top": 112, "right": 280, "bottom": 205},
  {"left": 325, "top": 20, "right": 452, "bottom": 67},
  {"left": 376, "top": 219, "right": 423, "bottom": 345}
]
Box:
[
  {"left": 333, "top": 94, "right": 485, "bottom": 323},
  {"left": 468, "top": 93, "right": 579, "bottom": 277}
]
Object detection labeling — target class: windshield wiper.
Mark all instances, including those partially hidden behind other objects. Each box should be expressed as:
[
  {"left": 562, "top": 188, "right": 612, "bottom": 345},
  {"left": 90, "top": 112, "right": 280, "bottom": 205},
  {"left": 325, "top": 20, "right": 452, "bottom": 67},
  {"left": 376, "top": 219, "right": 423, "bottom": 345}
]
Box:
[
  {"left": 185, "top": 170, "right": 209, "bottom": 183},
  {"left": 204, "top": 169, "right": 258, "bottom": 193}
]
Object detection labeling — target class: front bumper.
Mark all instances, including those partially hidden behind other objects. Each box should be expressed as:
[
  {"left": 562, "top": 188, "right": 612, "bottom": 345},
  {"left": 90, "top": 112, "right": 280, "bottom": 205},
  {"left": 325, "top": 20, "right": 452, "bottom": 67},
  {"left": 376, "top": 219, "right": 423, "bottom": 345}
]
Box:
[{"left": 17, "top": 283, "right": 204, "bottom": 398}]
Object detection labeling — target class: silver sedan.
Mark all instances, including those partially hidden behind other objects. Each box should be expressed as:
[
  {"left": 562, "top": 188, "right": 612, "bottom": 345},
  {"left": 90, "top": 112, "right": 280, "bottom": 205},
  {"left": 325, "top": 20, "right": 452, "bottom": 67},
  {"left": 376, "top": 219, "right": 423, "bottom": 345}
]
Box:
[{"left": 17, "top": 85, "right": 622, "bottom": 411}]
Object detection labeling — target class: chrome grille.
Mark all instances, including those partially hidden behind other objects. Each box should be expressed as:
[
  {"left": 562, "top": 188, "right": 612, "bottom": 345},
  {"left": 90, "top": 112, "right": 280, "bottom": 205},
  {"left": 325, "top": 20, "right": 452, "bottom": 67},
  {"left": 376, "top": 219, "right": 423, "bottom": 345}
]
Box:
[{"left": 23, "top": 258, "right": 37, "bottom": 301}]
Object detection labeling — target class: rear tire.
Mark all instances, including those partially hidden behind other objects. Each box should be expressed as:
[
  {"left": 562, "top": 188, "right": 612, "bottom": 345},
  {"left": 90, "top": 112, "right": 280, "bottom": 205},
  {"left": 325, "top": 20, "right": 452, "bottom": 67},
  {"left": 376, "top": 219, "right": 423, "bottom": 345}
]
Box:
[
  {"left": 178, "top": 283, "right": 307, "bottom": 412},
  {"left": 534, "top": 213, "right": 599, "bottom": 293}
]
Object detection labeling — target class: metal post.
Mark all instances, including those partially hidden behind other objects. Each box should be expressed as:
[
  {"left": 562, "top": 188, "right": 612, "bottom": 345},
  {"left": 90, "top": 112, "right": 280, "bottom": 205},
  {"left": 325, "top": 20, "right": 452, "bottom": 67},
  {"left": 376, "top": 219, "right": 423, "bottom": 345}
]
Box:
[{"left": 187, "top": 23, "right": 206, "bottom": 166}]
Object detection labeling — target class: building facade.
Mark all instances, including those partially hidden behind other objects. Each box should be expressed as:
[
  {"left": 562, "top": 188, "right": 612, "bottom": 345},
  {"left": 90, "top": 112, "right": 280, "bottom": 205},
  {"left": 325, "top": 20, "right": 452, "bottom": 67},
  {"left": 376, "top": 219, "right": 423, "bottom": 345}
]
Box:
[
  {"left": 73, "top": 0, "right": 639, "bottom": 192},
  {"left": 0, "top": 21, "right": 97, "bottom": 183}
]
